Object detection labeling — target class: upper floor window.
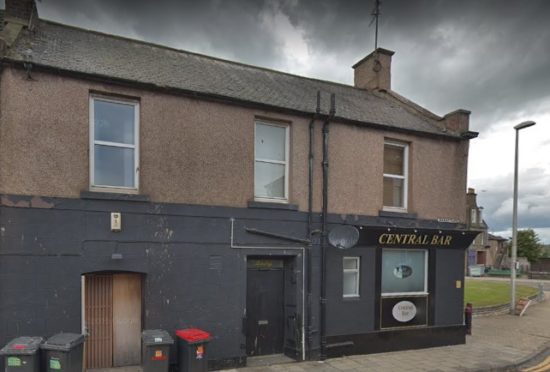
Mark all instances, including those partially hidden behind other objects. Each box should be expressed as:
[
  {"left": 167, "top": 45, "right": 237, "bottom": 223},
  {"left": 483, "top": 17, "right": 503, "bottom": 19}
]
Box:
[
  {"left": 90, "top": 96, "right": 139, "bottom": 191},
  {"left": 254, "top": 121, "right": 289, "bottom": 202},
  {"left": 383, "top": 141, "right": 408, "bottom": 211}
]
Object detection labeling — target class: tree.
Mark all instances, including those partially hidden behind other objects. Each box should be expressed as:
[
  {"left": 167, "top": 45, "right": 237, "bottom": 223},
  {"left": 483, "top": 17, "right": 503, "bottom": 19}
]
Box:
[{"left": 517, "top": 229, "right": 543, "bottom": 263}]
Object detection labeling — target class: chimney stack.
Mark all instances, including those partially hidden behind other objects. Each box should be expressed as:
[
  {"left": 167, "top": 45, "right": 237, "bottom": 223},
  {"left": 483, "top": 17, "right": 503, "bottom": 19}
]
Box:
[
  {"left": 352, "top": 48, "right": 394, "bottom": 91},
  {"left": 4, "top": 0, "right": 38, "bottom": 30}
]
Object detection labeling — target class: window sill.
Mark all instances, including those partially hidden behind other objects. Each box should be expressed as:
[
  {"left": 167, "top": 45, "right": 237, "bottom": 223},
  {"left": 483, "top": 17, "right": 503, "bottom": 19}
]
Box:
[
  {"left": 379, "top": 209, "right": 417, "bottom": 219},
  {"left": 342, "top": 295, "right": 361, "bottom": 301},
  {"left": 381, "top": 292, "right": 428, "bottom": 298},
  {"left": 80, "top": 190, "right": 150, "bottom": 202},
  {"left": 247, "top": 200, "right": 298, "bottom": 211}
]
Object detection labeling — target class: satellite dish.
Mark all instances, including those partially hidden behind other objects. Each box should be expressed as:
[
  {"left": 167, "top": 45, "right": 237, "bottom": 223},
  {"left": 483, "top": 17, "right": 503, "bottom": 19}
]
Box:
[{"left": 328, "top": 225, "right": 360, "bottom": 250}]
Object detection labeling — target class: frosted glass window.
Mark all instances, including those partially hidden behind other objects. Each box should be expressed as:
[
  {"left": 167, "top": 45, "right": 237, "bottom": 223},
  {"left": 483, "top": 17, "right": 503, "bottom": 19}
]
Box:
[
  {"left": 343, "top": 257, "right": 360, "bottom": 297},
  {"left": 381, "top": 249, "right": 427, "bottom": 294},
  {"left": 255, "top": 122, "right": 288, "bottom": 200},
  {"left": 91, "top": 97, "right": 139, "bottom": 189}
]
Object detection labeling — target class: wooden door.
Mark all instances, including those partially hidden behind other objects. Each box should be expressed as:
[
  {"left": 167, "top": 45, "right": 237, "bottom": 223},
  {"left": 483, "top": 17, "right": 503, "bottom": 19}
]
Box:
[
  {"left": 113, "top": 273, "right": 142, "bottom": 366},
  {"left": 84, "top": 274, "right": 113, "bottom": 369},
  {"left": 84, "top": 273, "right": 142, "bottom": 369}
]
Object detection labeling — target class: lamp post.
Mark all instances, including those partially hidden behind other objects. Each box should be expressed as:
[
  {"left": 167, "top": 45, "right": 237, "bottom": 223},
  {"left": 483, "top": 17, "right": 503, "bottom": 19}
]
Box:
[{"left": 510, "top": 120, "right": 536, "bottom": 314}]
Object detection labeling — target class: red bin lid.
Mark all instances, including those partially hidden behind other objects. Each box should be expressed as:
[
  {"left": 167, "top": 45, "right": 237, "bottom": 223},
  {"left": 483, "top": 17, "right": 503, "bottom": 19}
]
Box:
[{"left": 176, "top": 328, "right": 211, "bottom": 342}]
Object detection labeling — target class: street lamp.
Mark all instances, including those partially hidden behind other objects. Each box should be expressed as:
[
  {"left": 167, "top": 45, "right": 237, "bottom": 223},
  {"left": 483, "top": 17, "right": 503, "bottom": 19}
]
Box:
[{"left": 510, "top": 120, "right": 536, "bottom": 314}]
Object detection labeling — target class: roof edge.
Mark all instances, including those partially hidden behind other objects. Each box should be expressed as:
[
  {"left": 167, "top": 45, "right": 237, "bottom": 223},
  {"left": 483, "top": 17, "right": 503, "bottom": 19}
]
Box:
[{"left": 1, "top": 59, "right": 465, "bottom": 141}]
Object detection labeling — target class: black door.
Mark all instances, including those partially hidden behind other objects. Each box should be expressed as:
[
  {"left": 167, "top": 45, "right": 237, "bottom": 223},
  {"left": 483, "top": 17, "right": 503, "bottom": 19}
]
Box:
[{"left": 246, "top": 259, "right": 285, "bottom": 356}]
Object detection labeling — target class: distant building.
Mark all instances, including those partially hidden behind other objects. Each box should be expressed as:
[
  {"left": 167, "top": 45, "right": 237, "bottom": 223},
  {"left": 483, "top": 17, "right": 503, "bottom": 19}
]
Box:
[
  {"left": 487, "top": 233, "right": 507, "bottom": 269},
  {"left": 466, "top": 188, "right": 489, "bottom": 267}
]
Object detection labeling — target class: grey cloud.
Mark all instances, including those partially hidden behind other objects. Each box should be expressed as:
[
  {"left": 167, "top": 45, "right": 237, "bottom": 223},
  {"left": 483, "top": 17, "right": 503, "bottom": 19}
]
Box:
[{"left": 473, "top": 167, "right": 550, "bottom": 237}]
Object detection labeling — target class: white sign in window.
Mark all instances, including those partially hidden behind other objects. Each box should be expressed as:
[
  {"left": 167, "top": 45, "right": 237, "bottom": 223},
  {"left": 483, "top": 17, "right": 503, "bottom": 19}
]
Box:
[
  {"left": 383, "top": 141, "right": 408, "bottom": 211},
  {"left": 343, "top": 257, "right": 360, "bottom": 297},
  {"left": 254, "top": 121, "right": 289, "bottom": 201},
  {"left": 382, "top": 249, "right": 427, "bottom": 295},
  {"left": 90, "top": 97, "right": 139, "bottom": 191}
]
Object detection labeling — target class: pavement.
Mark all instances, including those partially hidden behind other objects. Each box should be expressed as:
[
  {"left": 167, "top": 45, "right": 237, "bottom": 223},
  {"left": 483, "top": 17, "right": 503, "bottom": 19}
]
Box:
[{"left": 220, "top": 291, "right": 550, "bottom": 372}]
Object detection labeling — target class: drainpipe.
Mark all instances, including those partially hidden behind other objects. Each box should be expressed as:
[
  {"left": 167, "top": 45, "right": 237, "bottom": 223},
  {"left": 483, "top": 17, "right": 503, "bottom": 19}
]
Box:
[
  {"left": 306, "top": 91, "right": 320, "bottom": 359},
  {"left": 320, "top": 93, "right": 335, "bottom": 360}
]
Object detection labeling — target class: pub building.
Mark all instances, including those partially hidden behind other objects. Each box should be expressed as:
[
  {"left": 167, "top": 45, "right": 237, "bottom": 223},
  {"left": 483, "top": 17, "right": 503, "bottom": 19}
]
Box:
[
  {"left": 0, "top": 1, "right": 479, "bottom": 369},
  {"left": 323, "top": 225, "right": 478, "bottom": 358}
]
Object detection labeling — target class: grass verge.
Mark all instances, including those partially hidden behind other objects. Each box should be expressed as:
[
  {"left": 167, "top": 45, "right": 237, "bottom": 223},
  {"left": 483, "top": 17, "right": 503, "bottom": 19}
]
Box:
[{"left": 464, "top": 279, "right": 538, "bottom": 307}]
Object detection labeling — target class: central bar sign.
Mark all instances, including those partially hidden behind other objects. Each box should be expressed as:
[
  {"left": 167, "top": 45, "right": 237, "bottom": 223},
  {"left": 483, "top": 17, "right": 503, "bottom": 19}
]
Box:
[
  {"left": 355, "top": 227, "right": 479, "bottom": 249},
  {"left": 378, "top": 233, "right": 452, "bottom": 246}
]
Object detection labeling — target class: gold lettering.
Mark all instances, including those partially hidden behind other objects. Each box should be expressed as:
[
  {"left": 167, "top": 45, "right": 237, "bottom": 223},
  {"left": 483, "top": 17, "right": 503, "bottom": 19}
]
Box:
[
  {"left": 443, "top": 236, "right": 452, "bottom": 245},
  {"left": 379, "top": 234, "right": 388, "bottom": 244},
  {"left": 431, "top": 235, "right": 441, "bottom": 245}
]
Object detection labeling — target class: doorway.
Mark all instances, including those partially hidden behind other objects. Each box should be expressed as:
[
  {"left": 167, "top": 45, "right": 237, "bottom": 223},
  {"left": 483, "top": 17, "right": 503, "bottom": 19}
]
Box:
[
  {"left": 246, "top": 258, "right": 285, "bottom": 356},
  {"left": 83, "top": 273, "right": 142, "bottom": 369}
]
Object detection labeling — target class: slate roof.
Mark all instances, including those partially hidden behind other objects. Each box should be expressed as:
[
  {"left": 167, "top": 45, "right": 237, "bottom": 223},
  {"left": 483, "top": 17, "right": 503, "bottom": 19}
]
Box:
[{"left": 2, "top": 16, "right": 460, "bottom": 138}]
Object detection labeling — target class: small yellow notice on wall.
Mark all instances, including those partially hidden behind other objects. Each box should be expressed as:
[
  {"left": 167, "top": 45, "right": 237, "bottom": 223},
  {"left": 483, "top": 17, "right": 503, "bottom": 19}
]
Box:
[{"left": 456, "top": 280, "right": 462, "bottom": 289}]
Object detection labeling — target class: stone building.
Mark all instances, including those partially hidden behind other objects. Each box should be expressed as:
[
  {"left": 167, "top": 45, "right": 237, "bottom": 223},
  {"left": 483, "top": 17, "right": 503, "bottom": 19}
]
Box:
[
  {"left": 0, "top": 0, "right": 478, "bottom": 369},
  {"left": 465, "top": 188, "right": 489, "bottom": 268}
]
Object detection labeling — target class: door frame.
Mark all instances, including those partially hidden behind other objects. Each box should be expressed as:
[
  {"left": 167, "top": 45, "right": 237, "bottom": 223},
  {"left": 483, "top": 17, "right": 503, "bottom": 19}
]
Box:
[{"left": 245, "top": 256, "right": 302, "bottom": 360}]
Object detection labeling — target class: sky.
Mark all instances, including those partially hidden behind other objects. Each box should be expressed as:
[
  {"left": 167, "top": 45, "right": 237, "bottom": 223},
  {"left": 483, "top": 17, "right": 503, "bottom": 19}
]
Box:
[{"left": 4, "top": 0, "right": 549, "bottom": 242}]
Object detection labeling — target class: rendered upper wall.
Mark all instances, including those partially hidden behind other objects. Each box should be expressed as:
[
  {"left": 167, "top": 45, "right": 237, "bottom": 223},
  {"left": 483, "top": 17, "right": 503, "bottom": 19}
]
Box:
[{"left": 0, "top": 67, "right": 468, "bottom": 222}]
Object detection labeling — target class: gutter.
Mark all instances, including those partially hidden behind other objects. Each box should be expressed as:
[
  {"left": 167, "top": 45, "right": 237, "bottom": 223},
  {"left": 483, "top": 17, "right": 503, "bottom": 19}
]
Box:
[
  {"left": 320, "top": 93, "right": 336, "bottom": 360},
  {"left": 306, "top": 90, "right": 321, "bottom": 359}
]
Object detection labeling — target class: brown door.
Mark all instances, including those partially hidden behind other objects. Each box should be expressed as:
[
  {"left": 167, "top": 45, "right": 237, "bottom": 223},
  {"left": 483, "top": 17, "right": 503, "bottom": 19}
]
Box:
[
  {"left": 113, "top": 273, "right": 142, "bottom": 366},
  {"left": 84, "top": 273, "right": 142, "bottom": 369}
]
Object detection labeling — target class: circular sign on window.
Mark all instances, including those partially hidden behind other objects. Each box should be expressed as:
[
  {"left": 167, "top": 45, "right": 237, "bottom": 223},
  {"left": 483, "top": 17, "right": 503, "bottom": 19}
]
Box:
[
  {"left": 393, "top": 264, "right": 412, "bottom": 279},
  {"left": 392, "top": 301, "right": 417, "bottom": 322}
]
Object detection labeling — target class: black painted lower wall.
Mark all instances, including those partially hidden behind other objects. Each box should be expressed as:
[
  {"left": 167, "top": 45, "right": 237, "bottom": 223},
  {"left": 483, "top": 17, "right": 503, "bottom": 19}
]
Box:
[
  {"left": 0, "top": 193, "right": 473, "bottom": 370},
  {"left": 325, "top": 325, "right": 467, "bottom": 358}
]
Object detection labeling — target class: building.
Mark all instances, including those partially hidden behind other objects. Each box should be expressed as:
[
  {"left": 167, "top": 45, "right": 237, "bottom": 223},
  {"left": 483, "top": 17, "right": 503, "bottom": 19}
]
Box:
[
  {"left": 465, "top": 188, "right": 489, "bottom": 268},
  {"left": 488, "top": 233, "right": 507, "bottom": 269},
  {"left": 0, "top": 0, "right": 479, "bottom": 370}
]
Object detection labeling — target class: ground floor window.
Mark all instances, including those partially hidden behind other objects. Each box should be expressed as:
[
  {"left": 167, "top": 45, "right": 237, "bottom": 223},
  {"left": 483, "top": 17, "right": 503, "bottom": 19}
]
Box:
[
  {"left": 343, "top": 257, "right": 360, "bottom": 297},
  {"left": 381, "top": 249, "right": 427, "bottom": 295}
]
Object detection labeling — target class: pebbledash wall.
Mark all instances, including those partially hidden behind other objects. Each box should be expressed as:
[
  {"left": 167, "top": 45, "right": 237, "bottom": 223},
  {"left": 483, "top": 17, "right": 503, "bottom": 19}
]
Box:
[{"left": 0, "top": 5, "right": 478, "bottom": 370}]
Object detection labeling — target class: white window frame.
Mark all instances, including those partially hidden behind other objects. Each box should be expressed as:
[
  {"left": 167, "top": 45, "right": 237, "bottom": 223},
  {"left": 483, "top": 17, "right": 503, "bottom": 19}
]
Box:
[
  {"left": 381, "top": 248, "right": 428, "bottom": 297},
  {"left": 343, "top": 256, "right": 360, "bottom": 298},
  {"left": 254, "top": 120, "right": 289, "bottom": 203},
  {"left": 89, "top": 95, "right": 140, "bottom": 193},
  {"left": 383, "top": 141, "right": 409, "bottom": 212}
]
